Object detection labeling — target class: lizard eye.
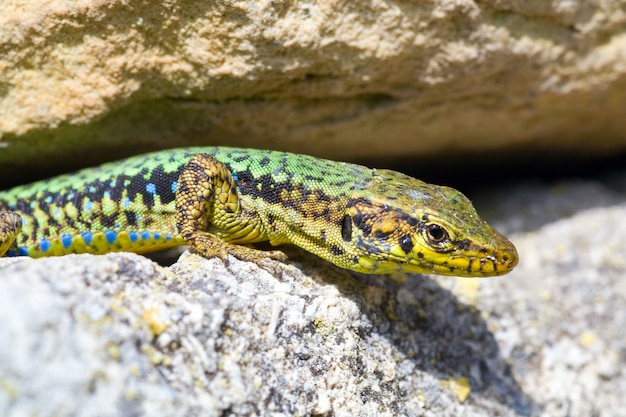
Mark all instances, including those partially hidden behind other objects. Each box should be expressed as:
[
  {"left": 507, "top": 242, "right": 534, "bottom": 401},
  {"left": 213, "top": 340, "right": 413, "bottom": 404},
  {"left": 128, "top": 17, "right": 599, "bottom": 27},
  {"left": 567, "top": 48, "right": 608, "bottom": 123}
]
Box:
[
  {"left": 425, "top": 224, "right": 448, "bottom": 244},
  {"left": 341, "top": 214, "right": 352, "bottom": 242}
]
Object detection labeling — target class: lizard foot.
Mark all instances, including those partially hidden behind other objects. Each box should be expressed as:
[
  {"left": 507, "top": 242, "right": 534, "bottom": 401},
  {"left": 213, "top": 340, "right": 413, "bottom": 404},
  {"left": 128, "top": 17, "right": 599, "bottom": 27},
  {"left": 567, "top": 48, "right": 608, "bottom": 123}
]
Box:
[
  {"left": 187, "top": 231, "right": 288, "bottom": 272},
  {"left": 0, "top": 211, "right": 22, "bottom": 257}
]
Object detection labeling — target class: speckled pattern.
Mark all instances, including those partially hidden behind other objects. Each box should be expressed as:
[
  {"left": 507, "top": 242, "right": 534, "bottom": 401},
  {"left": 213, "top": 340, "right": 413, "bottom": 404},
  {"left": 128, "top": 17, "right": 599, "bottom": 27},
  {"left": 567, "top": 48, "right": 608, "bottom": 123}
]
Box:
[{"left": 0, "top": 147, "right": 517, "bottom": 276}]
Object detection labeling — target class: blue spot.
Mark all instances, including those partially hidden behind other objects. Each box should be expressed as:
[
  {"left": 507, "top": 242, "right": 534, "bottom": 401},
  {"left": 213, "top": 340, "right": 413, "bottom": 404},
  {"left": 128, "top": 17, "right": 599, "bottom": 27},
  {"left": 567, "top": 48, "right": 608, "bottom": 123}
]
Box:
[
  {"left": 129, "top": 232, "right": 138, "bottom": 242},
  {"left": 105, "top": 230, "right": 117, "bottom": 244},
  {"left": 141, "top": 231, "right": 150, "bottom": 240},
  {"left": 110, "top": 180, "right": 116, "bottom": 187},
  {"left": 61, "top": 234, "right": 73, "bottom": 248},
  {"left": 84, "top": 200, "right": 93, "bottom": 211},
  {"left": 165, "top": 234, "right": 172, "bottom": 241},
  {"left": 40, "top": 239, "right": 51, "bottom": 253},
  {"left": 122, "top": 197, "right": 130, "bottom": 208},
  {"left": 232, "top": 173, "right": 239, "bottom": 182},
  {"left": 146, "top": 183, "right": 156, "bottom": 194},
  {"left": 45, "top": 196, "right": 53, "bottom": 204},
  {"left": 154, "top": 233, "right": 161, "bottom": 240},
  {"left": 89, "top": 186, "right": 96, "bottom": 193},
  {"left": 67, "top": 192, "right": 74, "bottom": 200},
  {"left": 18, "top": 247, "right": 29, "bottom": 256},
  {"left": 171, "top": 181, "right": 178, "bottom": 194},
  {"left": 103, "top": 191, "right": 111, "bottom": 198},
  {"left": 82, "top": 232, "right": 93, "bottom": 245},
  {"left": 53, "top": 208, "right": 61, "bottom": 217}
]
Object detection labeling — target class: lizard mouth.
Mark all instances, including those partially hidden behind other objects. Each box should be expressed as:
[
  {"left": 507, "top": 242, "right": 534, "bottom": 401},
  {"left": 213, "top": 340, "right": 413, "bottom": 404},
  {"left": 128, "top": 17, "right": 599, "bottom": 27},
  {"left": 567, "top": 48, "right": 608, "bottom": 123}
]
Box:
[
  {"left": 357, "top": 243, "right": 518, "bottom": 277},
  {"left": 472, "top": 246, "right": 519, "bottom": 276},
  {"left": 485, "top": 234, "right": 519, "bottom": 276},
  {"left": 398, "top": 234, "right": 519, "bottom": 277},
  {"left": 429, "top": 239, "right": 519, "bottom": 277},
  {"left": 494, "top": 246, "right": 519, "bottom": 274}
]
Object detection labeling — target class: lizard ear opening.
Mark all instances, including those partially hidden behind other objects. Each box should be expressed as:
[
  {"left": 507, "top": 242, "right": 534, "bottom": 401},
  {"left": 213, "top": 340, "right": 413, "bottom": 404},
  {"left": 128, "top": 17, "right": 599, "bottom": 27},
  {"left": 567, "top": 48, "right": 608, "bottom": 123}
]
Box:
[
  {"left": 341, "top": 214, "right": 352, "bottom": 242},
  {"left": 399, "top": 235, "right": 414, "bottom": 254}
]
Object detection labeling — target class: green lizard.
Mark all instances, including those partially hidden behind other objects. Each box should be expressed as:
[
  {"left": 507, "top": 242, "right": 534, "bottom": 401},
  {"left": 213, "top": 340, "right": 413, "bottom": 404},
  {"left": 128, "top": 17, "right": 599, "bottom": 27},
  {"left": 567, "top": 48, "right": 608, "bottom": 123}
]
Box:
[{"left": 0, "top": 147, "right": 518, "bottom": 277}]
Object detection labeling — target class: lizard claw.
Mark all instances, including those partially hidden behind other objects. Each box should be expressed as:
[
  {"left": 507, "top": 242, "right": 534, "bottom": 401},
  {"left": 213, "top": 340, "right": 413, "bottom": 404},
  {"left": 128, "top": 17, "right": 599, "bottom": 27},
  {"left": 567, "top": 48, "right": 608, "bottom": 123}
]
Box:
[{"left": 265, "top": 249, "right": 288, "bottom": 262}]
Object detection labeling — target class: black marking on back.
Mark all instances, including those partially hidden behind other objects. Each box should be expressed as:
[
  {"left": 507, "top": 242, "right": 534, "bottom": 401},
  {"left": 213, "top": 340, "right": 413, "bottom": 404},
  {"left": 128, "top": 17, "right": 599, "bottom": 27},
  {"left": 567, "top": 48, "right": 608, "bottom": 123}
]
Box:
[
  {"left": 374, "top": 228, "right": 394, "bottom": 239},
  {"left": 347, "top": 198, "right": 420, "bottom": 240},
  {"left": 235, "top": 169, "right": 336, "bottom": 210},
  {"left": 330, "top": 245, "right": 344, "bottom": 256},
  {"left": 124, "top": 211, "right": 138, "bottom": 227},
  {"left": 9, "top": 163, "right": 185, "bottom": 232},
  {"left": 101, "top": 213, "right": 118, "bottom": 229},
  {"left": 150, "top": 165, "right": 180, "bottom": 205},
  {"left": 341, "top": 215, "right": 352, "bottom": 242},
  {"left": 233, "top": 155, "right": 250, "bottom": 163}
]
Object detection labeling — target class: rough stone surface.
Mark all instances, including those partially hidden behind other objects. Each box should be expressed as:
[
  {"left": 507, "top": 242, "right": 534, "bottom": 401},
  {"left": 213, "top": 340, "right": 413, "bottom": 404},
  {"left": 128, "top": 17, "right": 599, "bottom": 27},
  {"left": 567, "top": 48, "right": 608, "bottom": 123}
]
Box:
[
  {"left": 1, "top": 172, "right": 626, "bottom": 416},
  {"left": 1, "top": 0, "right": 626, "bottom": 177}
]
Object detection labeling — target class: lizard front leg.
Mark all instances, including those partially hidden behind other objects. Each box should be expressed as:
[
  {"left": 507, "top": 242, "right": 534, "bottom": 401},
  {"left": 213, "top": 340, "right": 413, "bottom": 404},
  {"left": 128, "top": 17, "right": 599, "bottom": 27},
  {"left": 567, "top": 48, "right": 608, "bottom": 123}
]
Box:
[
  {"left": 175, "top": 153, "right": 287, "bottom": 265},
  {"left": 0, "top": 211, "right": 22, "bottom": 257}
]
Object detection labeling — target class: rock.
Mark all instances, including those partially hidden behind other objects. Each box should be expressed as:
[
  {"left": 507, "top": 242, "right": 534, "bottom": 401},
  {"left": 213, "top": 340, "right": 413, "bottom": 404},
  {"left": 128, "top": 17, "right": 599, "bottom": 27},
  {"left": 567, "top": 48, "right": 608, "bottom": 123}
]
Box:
[
  {"left": 2, "top": 2, "right": 625, "bottom": 415},
  {"left": 464, "top": 172, "right": 626, "bottom": 417},
  {"left": 2, "top": 172, "right": 625, "bottom": 416},
  {"left": 0, "top": 251, "right": 533, "bottom": 416},
  {"left": 0, "top": 171, "right": 626, "bottom": 416},
  {"left": 1, "top": 1, "right": 626, "bottom": 176}
]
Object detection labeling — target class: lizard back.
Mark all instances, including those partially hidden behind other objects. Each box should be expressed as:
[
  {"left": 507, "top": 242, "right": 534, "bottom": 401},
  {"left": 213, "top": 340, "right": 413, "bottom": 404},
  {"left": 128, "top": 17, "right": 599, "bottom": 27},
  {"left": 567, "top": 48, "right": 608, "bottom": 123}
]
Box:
[{"left": 0, "top": 147, "right": 371, "bottom": 257}]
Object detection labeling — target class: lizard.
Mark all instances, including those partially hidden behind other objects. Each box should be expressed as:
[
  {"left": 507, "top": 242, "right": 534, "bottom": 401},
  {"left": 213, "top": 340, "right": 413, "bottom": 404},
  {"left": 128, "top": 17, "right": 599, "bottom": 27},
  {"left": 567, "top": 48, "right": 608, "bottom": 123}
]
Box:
[{"left": 0, "top": 147, "right": 518, "bottom": 277}]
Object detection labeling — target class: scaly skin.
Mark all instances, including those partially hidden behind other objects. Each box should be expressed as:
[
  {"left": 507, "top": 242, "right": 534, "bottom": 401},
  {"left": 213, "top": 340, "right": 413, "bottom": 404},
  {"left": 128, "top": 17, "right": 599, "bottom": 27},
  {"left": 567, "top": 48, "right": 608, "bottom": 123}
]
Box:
[{"left": 0, "top": 147, "right": 518, "bottom": 277}]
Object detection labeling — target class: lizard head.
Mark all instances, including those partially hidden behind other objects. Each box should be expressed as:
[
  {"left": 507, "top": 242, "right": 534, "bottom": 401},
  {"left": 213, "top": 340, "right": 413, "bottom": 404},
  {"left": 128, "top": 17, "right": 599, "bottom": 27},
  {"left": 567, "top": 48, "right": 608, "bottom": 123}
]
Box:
[{"left": 340, "top": 169, "right": 518, "bottom": 277}]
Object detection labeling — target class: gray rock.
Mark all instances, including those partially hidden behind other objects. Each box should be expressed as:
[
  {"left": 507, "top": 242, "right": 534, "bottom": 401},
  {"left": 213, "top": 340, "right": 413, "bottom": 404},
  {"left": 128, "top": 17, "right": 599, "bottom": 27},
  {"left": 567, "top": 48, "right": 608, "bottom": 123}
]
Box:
[{"left": 1, "top": 173, "right": 625, "bottom": 416}]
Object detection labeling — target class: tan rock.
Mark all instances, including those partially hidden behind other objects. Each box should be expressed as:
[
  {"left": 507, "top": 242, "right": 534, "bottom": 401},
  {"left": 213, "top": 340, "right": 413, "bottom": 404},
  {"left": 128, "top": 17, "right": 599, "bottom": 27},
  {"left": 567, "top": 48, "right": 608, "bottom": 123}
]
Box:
[{"left": 0, "top": 0, "right": 625, "bottom": 175}]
